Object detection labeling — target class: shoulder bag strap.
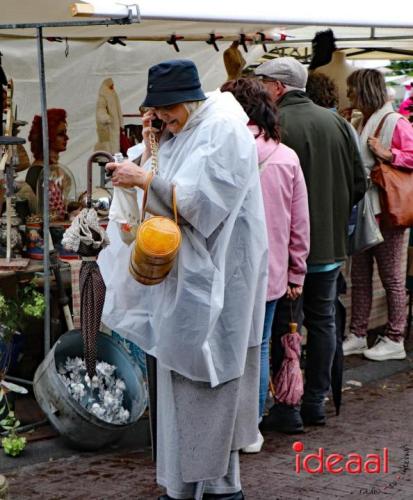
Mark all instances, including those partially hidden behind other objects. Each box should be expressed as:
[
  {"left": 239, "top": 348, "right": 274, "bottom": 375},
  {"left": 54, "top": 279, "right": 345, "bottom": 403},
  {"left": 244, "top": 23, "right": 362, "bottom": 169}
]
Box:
[
  {"left": 172, "top": 185, "right": 178, "bottom": 223},
  {"left": 140, "top": 172, "right": 153, "bottom": 223},
  {"left": 373, "top": 112, "right": 398, "bottom": 139},
  {"left": 141, "top": 175, "right": 178, "bottom": 224},
  {"left": 141, "top": 131, "right": 178, "bottom": 224}
]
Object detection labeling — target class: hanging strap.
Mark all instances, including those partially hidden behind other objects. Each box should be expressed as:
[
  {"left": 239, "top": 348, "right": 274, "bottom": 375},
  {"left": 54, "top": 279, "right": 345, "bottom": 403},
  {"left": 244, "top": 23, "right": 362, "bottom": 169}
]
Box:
[
  {"left": 373, "top": 112, "right": 397, "bottom": 139},
  {"left": 172, "top": 184, "right": 178, "bottom": 223},
  {"left": 289, "top": 297, "right": 299, "bottom": 334},
  {"left": 140, "top": 172, "right": 153, "bottom": 223},
  {"left": 141, "top": 173, "right": 178, "bottom": 224},
  {"left": 140, "top": 175, "right": 178, "bottom": 224},
  {"left": 371, "top": 112, "right": 405, "bottom": 166},
  {"left": 140, "top": 130, "right": 178, "bottom": 224}
]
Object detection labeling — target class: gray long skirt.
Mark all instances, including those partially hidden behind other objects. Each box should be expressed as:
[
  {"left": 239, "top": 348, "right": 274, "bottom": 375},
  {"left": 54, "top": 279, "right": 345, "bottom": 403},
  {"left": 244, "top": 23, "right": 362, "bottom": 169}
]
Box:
[{"left": 156, "top": 346, "right": 259, "bottom": 499}]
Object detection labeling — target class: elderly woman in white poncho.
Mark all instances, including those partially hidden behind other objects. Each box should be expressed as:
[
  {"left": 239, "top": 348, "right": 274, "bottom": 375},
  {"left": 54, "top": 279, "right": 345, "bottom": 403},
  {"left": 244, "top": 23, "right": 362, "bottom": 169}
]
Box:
[{"left": 101, "top": 60, "right": 268, "bottom": 500}]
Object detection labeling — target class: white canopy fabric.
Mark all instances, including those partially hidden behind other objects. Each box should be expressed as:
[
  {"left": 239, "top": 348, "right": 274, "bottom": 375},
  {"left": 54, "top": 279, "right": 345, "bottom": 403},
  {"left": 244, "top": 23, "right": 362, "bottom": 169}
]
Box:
[
  {"left": 0, "top": 38, "right": 265, "bottom": 192},
  {"left": 2, "top": 1, "right": 413, "bottom": 191},
  {"left": 2, "top": 1, "right": 413, "bottom": 44}
]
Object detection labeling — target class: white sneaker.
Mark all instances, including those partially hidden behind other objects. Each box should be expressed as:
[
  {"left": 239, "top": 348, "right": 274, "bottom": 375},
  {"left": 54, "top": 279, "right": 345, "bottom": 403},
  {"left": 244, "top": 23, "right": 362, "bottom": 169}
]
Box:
[
  {"left": 363, "top": 336, "right": 406, "bottom": 361},
  {"left": 343, "top": 334, "right": 368, "bottom": 356},
  {"left": 241, "top": 431, "right": 264, "bottom": 454}
]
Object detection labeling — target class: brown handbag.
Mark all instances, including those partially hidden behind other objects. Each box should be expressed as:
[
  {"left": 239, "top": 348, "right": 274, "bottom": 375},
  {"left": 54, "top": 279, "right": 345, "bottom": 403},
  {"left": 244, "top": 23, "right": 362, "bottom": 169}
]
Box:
[{"left": 370, "top": 113, "right": 413, "bottom": 227}]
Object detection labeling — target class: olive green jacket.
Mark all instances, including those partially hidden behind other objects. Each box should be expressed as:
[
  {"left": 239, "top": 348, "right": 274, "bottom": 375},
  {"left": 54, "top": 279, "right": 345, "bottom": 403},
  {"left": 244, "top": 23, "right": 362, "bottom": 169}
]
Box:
[{"left": 277, "top": 90, "right": 367, "bottom": 265}]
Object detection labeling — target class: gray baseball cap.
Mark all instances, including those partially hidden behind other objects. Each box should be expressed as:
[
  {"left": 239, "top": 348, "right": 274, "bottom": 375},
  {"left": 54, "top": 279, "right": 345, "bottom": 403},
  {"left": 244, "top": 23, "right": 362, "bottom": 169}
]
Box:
[{"left": 254, "top": 57, "right": 308, "bottom": 89}]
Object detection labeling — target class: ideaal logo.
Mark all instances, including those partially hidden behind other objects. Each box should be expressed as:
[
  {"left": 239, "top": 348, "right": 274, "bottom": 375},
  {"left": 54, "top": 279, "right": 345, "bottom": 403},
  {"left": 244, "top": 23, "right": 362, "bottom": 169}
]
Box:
[{"left": 292, "top": 441, "right": 389, "bottom": 474}]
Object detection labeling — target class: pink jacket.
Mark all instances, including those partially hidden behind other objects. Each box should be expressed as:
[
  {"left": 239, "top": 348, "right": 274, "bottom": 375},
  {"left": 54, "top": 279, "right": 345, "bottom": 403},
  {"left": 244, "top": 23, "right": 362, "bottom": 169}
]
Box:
[
  {"left": 391, "top": 118, "right": 413, "bottom": 168},
  {"left": 251, "top": 126, "right": 310, "bottom": 301}
]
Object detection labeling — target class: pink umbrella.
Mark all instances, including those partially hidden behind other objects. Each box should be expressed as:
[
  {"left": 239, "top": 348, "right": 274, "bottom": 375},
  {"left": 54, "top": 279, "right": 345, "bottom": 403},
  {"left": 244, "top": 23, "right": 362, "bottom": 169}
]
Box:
[{"left": 272, "top": 322, "right": 303, "bottom": 406}]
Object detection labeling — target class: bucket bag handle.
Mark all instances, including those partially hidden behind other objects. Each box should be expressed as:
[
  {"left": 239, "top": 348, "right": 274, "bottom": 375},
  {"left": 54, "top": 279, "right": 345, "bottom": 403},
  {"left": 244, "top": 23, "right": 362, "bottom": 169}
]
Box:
[{"left": 140, "top": 131, "right": 178, "bottom": 224}]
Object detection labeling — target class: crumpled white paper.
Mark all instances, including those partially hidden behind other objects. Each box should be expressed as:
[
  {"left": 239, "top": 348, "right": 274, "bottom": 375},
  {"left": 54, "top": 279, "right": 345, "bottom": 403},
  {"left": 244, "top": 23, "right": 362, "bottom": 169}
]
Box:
[{"left": 58, "top": 356, "right": 130, "bottom": 425}]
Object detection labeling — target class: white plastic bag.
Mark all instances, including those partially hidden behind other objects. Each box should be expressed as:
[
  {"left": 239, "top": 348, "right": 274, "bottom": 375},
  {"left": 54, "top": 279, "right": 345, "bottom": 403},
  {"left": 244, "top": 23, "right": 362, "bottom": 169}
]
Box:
[{"left": 109, "top": 187, "right": 139, "bottom": 245}]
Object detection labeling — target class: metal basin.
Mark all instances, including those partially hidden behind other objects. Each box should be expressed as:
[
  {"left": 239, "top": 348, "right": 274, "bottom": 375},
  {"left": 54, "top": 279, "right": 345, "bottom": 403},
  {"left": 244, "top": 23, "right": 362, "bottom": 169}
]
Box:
[{"left": 34, "top": 330, "right": 147, "bottom": 450}]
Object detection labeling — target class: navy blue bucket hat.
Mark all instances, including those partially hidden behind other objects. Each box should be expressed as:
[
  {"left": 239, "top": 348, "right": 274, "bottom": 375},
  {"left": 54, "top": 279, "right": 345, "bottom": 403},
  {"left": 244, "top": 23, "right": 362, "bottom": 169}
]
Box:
[{"left": 142, "top": 59, "right": 206, "bottom": 107}]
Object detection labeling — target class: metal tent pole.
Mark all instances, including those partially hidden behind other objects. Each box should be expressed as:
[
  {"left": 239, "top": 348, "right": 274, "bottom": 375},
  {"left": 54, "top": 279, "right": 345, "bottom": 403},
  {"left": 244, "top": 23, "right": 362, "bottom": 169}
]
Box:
[
  {"left": 3, "top": 13, "right": 142, "bottom": 424},
  {"left": 0, "top": 13, "right": 141, "bottom": 361},
  {"left": 36, "top": 26, "right": 51, "bottom": 354}
]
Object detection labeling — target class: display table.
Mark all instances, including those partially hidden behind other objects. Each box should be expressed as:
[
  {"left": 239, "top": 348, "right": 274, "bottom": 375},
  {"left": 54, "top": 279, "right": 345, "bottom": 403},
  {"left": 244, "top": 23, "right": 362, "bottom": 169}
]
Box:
[
  {"left": 0, "top": 258, "right": 73, "bottom": 380},
  {"left": 0, "top": 260, "right": 43, "bottom": 279}
]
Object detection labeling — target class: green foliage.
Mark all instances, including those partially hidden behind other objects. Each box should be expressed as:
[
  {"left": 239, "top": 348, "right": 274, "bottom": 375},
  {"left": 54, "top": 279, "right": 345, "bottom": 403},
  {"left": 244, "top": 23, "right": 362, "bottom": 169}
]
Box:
[
  {"left": 1, "top": 435, "right": 26, "bottom": 457},
  {"left": 0, "top": 297, "right": 19, "bottom": 344},
  {"left": 387, "top": 60, "right": 413, "bottom": 77},
  {"left": 21, "top": 288, "right": 45, "bottom": 318},
  {"left": 0, "top": 280, "right": 45, "bottom": 343},
  {"left": 0, "top": 283, "right": 39, "bottom": 458},
  {"left": 0, "top": 411, "right": 20, "bottom": 431},
  {"left": 0, "top": 391, "right": 27, "bottom": 457}
]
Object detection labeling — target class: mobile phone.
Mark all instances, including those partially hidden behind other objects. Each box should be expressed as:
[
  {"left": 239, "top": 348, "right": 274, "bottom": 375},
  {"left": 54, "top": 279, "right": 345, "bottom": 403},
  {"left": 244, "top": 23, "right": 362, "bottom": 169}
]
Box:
[{"left": 151, "top": 118, "right": 164, "bottom": 130}]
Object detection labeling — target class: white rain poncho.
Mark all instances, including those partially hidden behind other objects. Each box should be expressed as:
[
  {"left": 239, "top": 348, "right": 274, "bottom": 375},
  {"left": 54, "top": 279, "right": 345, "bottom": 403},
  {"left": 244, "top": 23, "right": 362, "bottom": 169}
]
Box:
[{"left": 99, "top": 91, "right": 268, "bottom": 387}]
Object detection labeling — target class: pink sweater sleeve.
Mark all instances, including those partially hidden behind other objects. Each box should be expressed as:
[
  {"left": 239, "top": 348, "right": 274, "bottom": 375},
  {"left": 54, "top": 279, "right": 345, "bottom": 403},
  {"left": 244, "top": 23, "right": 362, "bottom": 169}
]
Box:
[
  {"left": 288, "top": 165, "right": 310, "bottom": 286},
  {"left": 391, "top": 118, "right": 413, "bottom": 168}
]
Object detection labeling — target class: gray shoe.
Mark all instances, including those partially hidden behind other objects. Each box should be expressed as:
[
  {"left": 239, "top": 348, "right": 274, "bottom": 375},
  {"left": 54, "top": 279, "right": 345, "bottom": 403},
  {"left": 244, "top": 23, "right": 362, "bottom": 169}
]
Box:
[
  {"left": 364, "top": 336, "right": 406, "bottom": 361},
  {"left": 343, "top": 333, "right": 367, "bottom": 356}
]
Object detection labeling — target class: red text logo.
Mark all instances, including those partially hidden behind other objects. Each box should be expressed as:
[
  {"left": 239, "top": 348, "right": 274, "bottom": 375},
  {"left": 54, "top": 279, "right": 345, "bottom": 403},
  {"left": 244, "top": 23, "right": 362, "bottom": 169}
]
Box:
[{"left": 293, "top": 441, "right": 389, "bottom": 474}]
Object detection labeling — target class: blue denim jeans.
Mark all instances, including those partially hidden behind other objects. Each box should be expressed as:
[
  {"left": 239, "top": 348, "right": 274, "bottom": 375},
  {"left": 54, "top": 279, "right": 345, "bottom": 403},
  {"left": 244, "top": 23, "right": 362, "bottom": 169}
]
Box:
[{"left": 259, "top": 300, "right": 278, "bottom": 418}]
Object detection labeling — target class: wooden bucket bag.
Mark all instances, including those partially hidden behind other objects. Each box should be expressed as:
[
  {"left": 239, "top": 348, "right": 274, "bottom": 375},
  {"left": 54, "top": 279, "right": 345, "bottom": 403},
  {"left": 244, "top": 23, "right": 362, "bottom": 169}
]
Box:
[{"left": 129, "top": 132, "right": 181, "bottom": 285}]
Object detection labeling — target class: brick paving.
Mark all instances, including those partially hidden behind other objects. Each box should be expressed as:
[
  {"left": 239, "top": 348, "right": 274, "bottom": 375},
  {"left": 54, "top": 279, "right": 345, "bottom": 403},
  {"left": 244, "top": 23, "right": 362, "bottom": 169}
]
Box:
[{"left": 4, "top": 370, "right": 413, "bottom": 500}]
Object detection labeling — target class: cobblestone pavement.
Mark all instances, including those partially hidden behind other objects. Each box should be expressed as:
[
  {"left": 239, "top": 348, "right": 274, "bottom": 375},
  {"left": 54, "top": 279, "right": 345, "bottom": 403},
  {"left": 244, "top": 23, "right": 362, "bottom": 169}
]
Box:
[{"left": 5, "top": 370, "right": 413, "bottom": 500}]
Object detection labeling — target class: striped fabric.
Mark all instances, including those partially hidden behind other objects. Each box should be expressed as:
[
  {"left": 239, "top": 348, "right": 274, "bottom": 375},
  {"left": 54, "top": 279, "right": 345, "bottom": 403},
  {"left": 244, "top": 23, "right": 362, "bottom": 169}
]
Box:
[{"left": 68, "top": 260, "right": 82, "bottom": 329}]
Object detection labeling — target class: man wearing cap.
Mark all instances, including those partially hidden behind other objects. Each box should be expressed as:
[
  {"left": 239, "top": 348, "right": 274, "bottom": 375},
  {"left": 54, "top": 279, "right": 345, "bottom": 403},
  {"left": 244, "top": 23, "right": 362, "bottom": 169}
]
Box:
[
  {"left": 101, "top": 60, "right": 268, "bottom": 499},
  {"left": 255, "top": 57, "right": 366, "bottom": 429}
]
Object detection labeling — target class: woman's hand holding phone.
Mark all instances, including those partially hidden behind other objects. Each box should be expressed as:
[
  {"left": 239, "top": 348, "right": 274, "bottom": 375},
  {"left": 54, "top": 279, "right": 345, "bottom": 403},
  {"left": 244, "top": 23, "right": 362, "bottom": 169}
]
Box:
[{"left": 142, "top": 110, "right": 163, "bottom": 151}]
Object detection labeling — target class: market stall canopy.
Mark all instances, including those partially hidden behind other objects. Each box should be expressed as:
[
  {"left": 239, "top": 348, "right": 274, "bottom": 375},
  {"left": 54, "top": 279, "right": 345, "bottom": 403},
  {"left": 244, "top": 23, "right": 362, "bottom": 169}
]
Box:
[
  {"left": 2, "top": 0, "right": 413, "bottom": 193},
  {"left": 2, "top": 0, "right": 413, "bottom": 52}
]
